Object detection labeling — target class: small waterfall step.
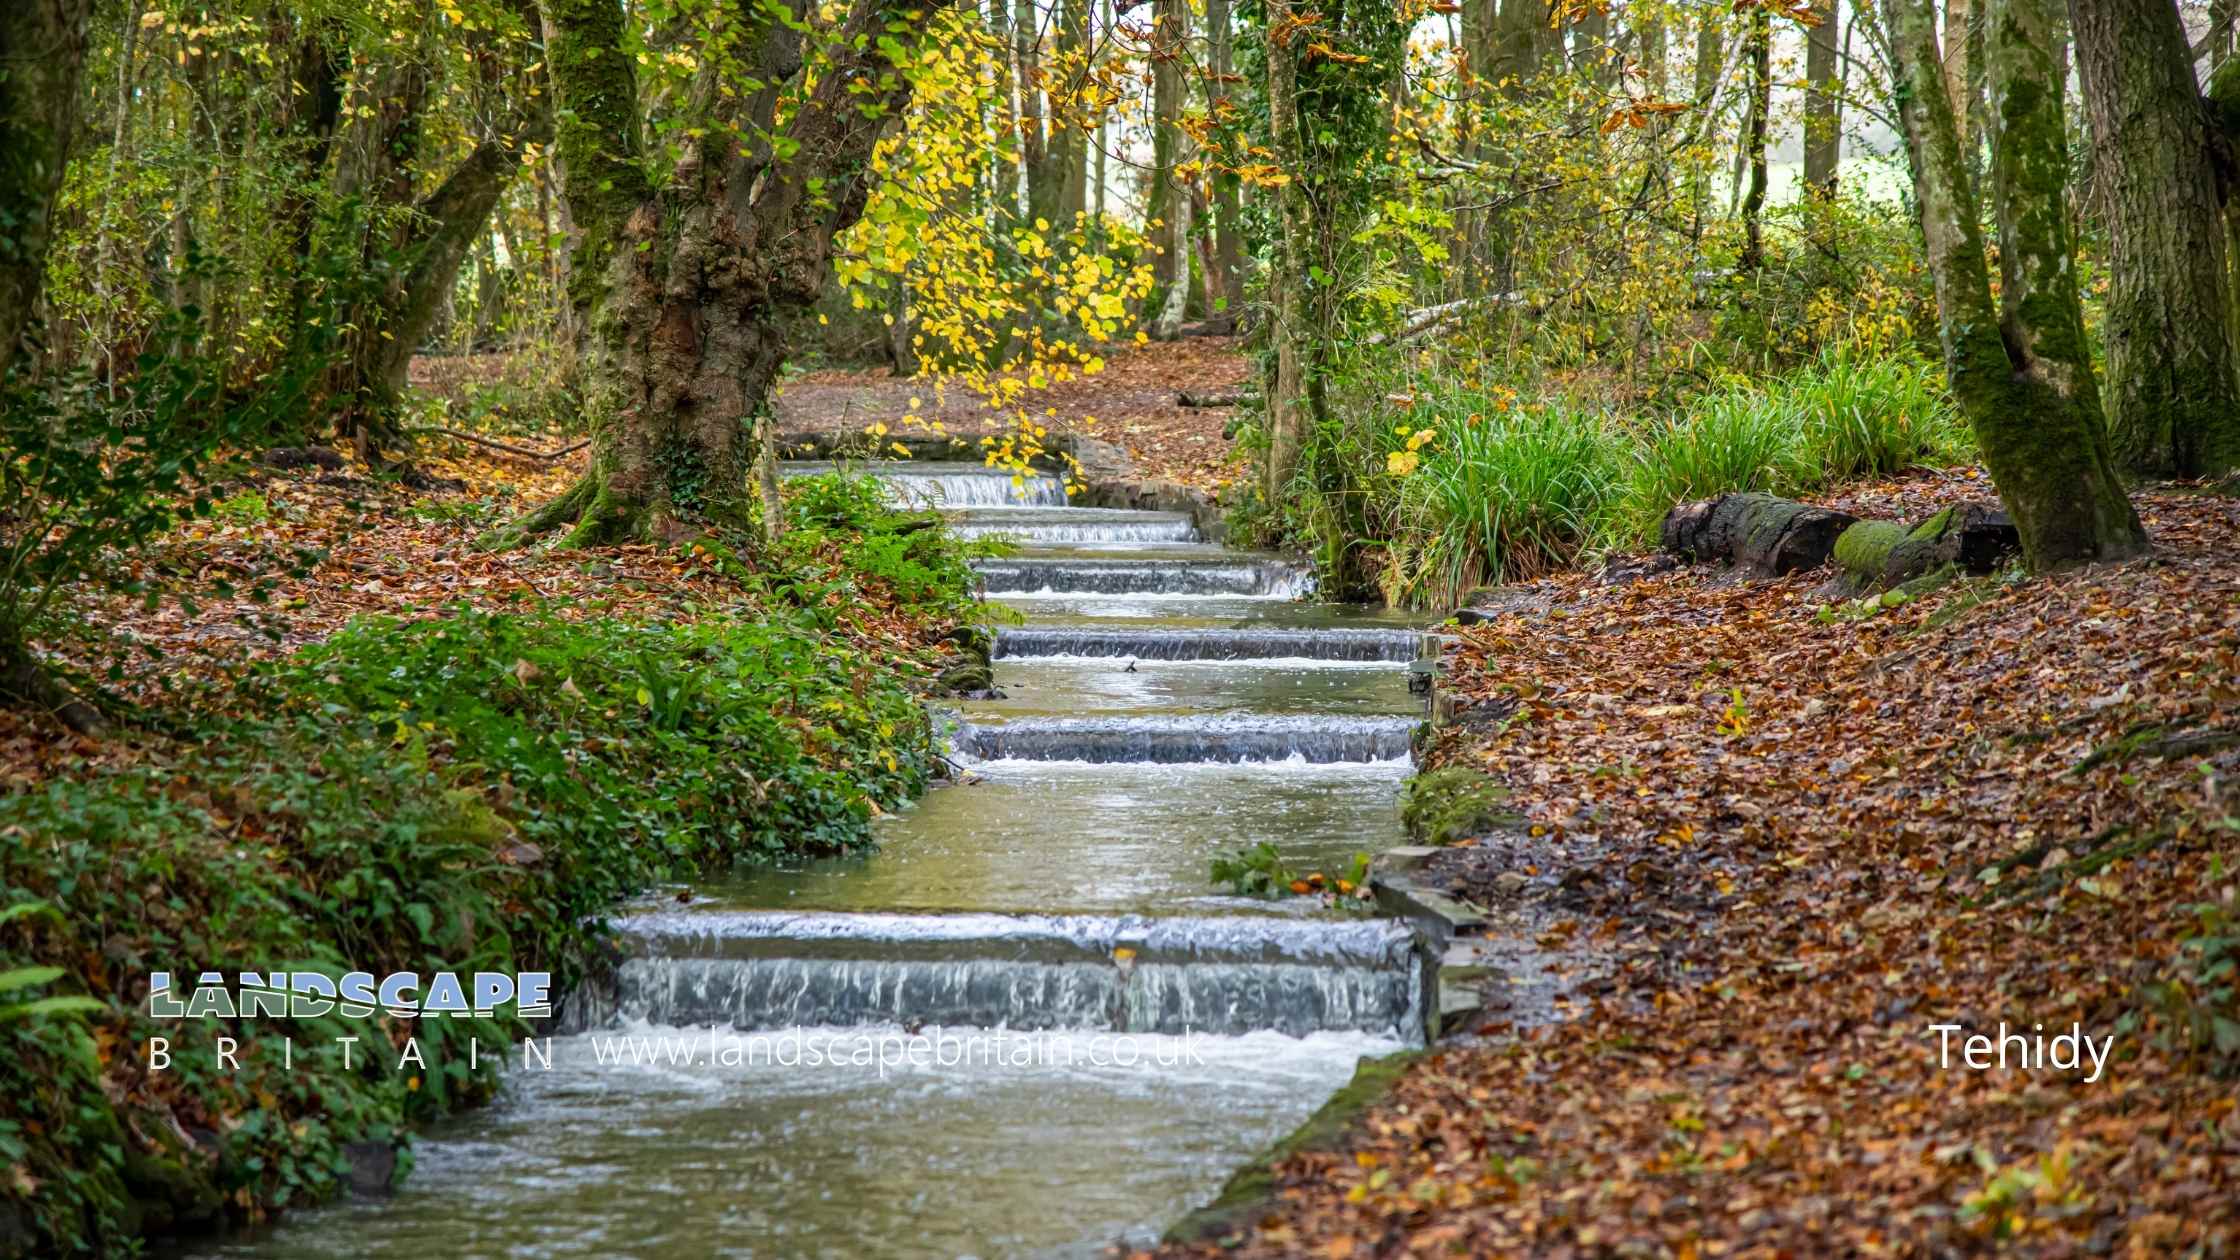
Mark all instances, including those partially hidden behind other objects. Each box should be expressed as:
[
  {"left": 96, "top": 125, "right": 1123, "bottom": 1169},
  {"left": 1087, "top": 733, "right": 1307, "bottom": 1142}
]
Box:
[
  {"left": 977, "top": 554, "right": 1312, "bottom": 598},
  {"left": 947, "top": 505, "right": 1200, "bottom": 545},
  {"left": 952, "top": 713, "right": 1416, "bottom": 764},
  {"left": 607, "top": 910, "right": 1429, "bottom": 1039},
  {"left": 781, "top": 459, "right": 1066, "bottom": 507},
  {"left": 996, "top": 626, "right": 1427, "bottom": 664}
]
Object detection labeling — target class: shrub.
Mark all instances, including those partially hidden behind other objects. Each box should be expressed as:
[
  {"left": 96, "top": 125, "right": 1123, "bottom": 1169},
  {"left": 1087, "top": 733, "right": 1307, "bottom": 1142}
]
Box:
[
  {"left": 776, "top": 470, "right": 992, "bottom": 618},
  {"left": 0, "top": 599, "right": 944, "bottom": 1251},
  {"left": 273, "top": 605, "right": 935, "bottom": 873}
]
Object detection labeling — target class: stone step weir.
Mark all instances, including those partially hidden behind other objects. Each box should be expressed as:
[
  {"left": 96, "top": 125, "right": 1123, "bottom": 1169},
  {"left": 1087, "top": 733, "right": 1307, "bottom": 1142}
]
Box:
[
  {"left": 946, "top": 506, "right": 1201, "bottom": 545},
  {"left": 780, "top": 459, "right": 1067, "bottom": 508},
  {"left": 995, "top": 626, "right": 1427, "bottom": 664},
  {"left": 599, "top": 911, "right": 1430, "bottom": 1040},
  {"left": 951, "top": 714, "right": 1417, "bottom": 765},
  {"left": 976, "top": 556, "right": 1313, "bottom": 598}
]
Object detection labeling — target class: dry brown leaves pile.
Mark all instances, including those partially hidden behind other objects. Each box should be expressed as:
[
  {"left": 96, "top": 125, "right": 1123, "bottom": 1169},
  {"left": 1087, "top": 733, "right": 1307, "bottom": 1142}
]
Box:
[
  {"left": 1152, "top": 480, "right": 2240, "bottom": 1259},
  {"left": 776, "top": 336, "right": 1252, "bottom": 490}
]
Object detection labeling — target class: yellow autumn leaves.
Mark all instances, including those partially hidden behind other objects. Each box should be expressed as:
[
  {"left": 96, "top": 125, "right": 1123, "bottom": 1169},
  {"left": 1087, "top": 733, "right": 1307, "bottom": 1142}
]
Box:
[{"left": 1386, "top": 425, "right": 1438, "bottom": 477}]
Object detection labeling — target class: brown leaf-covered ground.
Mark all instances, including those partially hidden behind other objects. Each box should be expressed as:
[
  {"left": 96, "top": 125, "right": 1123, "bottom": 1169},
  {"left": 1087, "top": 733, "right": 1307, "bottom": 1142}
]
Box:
[
  {"left": 772, "top": 335, "right": 1252, "bottom": 491},
  {"left": 8, "top": 440, "right": 961, "bottom": 782},
  {"left": 1150, "top": 478, "right": 2240, "bottom": 1259}
]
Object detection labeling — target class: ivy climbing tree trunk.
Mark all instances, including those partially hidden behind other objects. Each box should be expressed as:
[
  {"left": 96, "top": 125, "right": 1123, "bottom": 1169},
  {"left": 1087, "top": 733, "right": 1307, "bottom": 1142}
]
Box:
[
  {"left": 1738, "top": 2, "right": 1770, "bottom": 270},
  {"left": 0, "top": 0, "right": 93, "bottom": 380},
  {"left": 2072, "top": 0, "right": 2240, "bottom": 479},
  {"left": 511, "top": 0, "right": 953, "bottom": 547},
  {"left": 1883, "top": 0, "right": 2146, "bottom": 570},
  {"left": 0, "top": 0, "right": 106, "bottom": 734},
  {"left": 1262, "top": 0, "right": 1308, "bottom": 501}
]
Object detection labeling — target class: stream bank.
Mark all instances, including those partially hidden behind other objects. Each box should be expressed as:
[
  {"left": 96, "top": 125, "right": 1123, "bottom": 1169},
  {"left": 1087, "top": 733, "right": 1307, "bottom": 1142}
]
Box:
[{"left": 183, "top": 458, "right": 1448, "bottom": 1258}]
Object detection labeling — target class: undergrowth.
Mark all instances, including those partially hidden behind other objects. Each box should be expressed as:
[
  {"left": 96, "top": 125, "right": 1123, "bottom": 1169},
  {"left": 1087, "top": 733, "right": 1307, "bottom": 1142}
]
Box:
[{"left": 0, "top": 469, "right": 974, "bottom": 1254}]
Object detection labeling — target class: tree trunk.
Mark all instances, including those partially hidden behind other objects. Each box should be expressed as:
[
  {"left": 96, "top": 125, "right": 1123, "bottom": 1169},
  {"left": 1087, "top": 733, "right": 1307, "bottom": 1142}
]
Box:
[
  {"left": 512, "top": 0, "right": 948, "bottom": 548},
  {"left": 1943, "top": 0, "right": 1971, "bottom": 155},
  {"left": 1883, "top": 0, "right": 2146, "bottom": 570},
  {"left": 1148, "top": 0, "right": 1189, "bottom": 313},
  {"left": 2072, "top": 0, "right": 2240, "bottom": 478},
  {"left": 1802, "top": 0, "right": 1841, "bottom": 198},
  {"left": 0, "top": 0, "right": 94, "bottom": 380},
  {"left": 1051, "top": 0, "right": 1090, "bottom": 225},
  {"left": 1739, "top": 6, "right": 1771, "bottom": 269},
  {"left": 1152, "top": 169, "right": 1193, "bottom": 339},
  {"left": 1016, "top": 0, "right": 1049, "bottom": 224},
  {"left": 1206, "top": 0, "right": 1243, "bottom": 322},
  {"left": 1263, "top": 0, "right": 1309, "bottom": 500}
]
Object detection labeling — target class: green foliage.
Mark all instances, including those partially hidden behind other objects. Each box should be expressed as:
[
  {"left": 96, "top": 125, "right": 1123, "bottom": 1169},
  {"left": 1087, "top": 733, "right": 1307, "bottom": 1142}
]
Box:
[
  {"left": 1209, "top": 842, "right": 1371, "bottom": 906},
  {"left": 1398, "top": 765, "right": 1516, "bottom": 845},
  {"left": 274, "top": 605, "right": 934, "bottom": 872},
  {"left": 775, "top": 470, "right": 996, "bottom": 619},
  {"left": 0, "top": 301, "right": 306, "bottom": 668},
  {"left": 1610, "top": 349, "right": 1970, "bottom": 548},
  {"left": 0, "top": 595, "right": 944, "bottom": 1250},
  {"left": 2155, "top": 859, "right": 2240, "bottom": 1074}
]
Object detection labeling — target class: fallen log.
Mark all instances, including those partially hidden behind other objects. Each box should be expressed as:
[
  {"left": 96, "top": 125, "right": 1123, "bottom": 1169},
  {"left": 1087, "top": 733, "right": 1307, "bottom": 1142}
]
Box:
[
  {"left": 1832, "top": 502, "right": 2017, "bottom": 590},
  {"left": 1659, "top": 492, "right": 1858, "bottom": 576}
]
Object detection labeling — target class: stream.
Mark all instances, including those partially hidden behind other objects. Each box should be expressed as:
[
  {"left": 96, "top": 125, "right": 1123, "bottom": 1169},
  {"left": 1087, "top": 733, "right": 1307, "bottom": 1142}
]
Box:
[{"left": 189, "top": 463, "right": 1432, "bottom": 1259}]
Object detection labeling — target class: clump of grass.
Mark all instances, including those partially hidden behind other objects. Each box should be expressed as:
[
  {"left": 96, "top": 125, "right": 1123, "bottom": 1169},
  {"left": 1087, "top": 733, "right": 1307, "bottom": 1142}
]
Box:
[
  {"left": 1789, "top": 346, "right": 1970, "bottom": 481},
  {"left": 1612, "top": 386, "right": 1806, "bottom": 545},
  {"left": 1403, "top": 401, "right": 1623, "bottom": 599}
]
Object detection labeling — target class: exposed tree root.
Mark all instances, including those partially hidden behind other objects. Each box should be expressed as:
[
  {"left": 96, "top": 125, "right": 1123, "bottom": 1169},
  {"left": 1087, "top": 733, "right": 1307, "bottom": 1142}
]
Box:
[
  {"left": 477, "top": 473, "right": 597, "bottom": 550},
  {"left": 0, "top": 646, "right": 107, "bottom": 738}
]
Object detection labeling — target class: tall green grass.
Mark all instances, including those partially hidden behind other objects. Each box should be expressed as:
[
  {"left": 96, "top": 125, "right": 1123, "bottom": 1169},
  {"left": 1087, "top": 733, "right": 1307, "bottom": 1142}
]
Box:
[
  {"left": 1377, "top": 349, "right": 1971, "bottom": 602},
  {"left": 1400, "top": 402, "right": 1622, "bottom": 603}
]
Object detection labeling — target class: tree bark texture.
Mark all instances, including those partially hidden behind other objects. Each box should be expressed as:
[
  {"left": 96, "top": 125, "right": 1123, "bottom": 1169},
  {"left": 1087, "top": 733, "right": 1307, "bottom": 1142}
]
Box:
[
  {"left": 522, "top": 0, "right": 950, "bottom": 547},
  {"left": 1883, "top": 0, "right": 2146, "bottom": 569},
  {"left": 1262, "top": 0, "right": 1308, "bottom": 501},
  {"left": 2072, "top": 0, "right": 2240, "bottom": 478},
  {"left": 1802, "top": 0, "right": 1841, "bottom": 197},
  {"left": 0, "top": 0, "right": 94, "bottom": 380},
  {"left": 1739, "top": 6, "right": 1771, "bottom": 269},
  {"left": 1147, "top": 0, "right": 1189, "bottom": 311},
  {"left": 1660, "top": 492, "right": 1859, "bottom": 576}
]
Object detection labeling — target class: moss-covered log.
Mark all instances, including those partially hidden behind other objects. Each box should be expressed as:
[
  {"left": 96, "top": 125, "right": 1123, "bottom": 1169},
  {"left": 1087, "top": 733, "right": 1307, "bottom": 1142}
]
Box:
[
  {"left": 1832, "top": 503, "right": 2019, "bottom": 590},
  {"left": 1660, "top": 492, "right": 1860, "bottom": 576}
]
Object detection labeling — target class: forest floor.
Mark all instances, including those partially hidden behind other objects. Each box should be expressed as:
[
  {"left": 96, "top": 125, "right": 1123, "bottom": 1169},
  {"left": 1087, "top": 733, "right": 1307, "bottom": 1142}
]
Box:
[
  {"left": 1148, "top": 476, "right": 2240, "bottom": 1258},
  {"left": 3, "top": 437, "right": 958, "bottom": 784},
  {"left": 770, "top": 333, "right": 1252, "bottom": 491}
]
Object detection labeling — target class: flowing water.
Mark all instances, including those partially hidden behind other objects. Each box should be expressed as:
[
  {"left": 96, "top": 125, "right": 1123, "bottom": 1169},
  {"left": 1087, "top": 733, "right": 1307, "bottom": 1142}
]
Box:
[{"left": 191, "top": 462, "right": 1431, "bottom": 1259}]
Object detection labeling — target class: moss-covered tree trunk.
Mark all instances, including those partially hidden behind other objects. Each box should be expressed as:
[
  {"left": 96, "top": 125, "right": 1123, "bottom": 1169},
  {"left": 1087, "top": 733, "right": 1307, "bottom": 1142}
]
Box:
[
  {"left": 514, "top": 0, "right": 949, "bottom": 548},
  {"left": 0, "top": 0, "right": 92, "bottom": 380},
  {"left": 1738, "top": 4, "right": 1770, "bottom": 270},
  {"left": 1883, "top": 0, "right": 2146, "bottom": 570},
  {"left": 2072, "top": 0, "right": 2240, "bottom": 479},
  {"left": 1262, "top": 0, "right": 1309, "bottom": 501},
  {"left": 0, "top": 0, "right": 103, "bottom": 733}
]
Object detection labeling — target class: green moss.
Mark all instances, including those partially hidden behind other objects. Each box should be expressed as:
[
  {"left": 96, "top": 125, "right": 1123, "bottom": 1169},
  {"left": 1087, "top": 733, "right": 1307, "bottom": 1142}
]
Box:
[
  {"left": 1400, "top": 765, "right": 1517, "bottom": 845},
  {"left": 1833, "top": 519, "right": 1906, "bottom": 579}
]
